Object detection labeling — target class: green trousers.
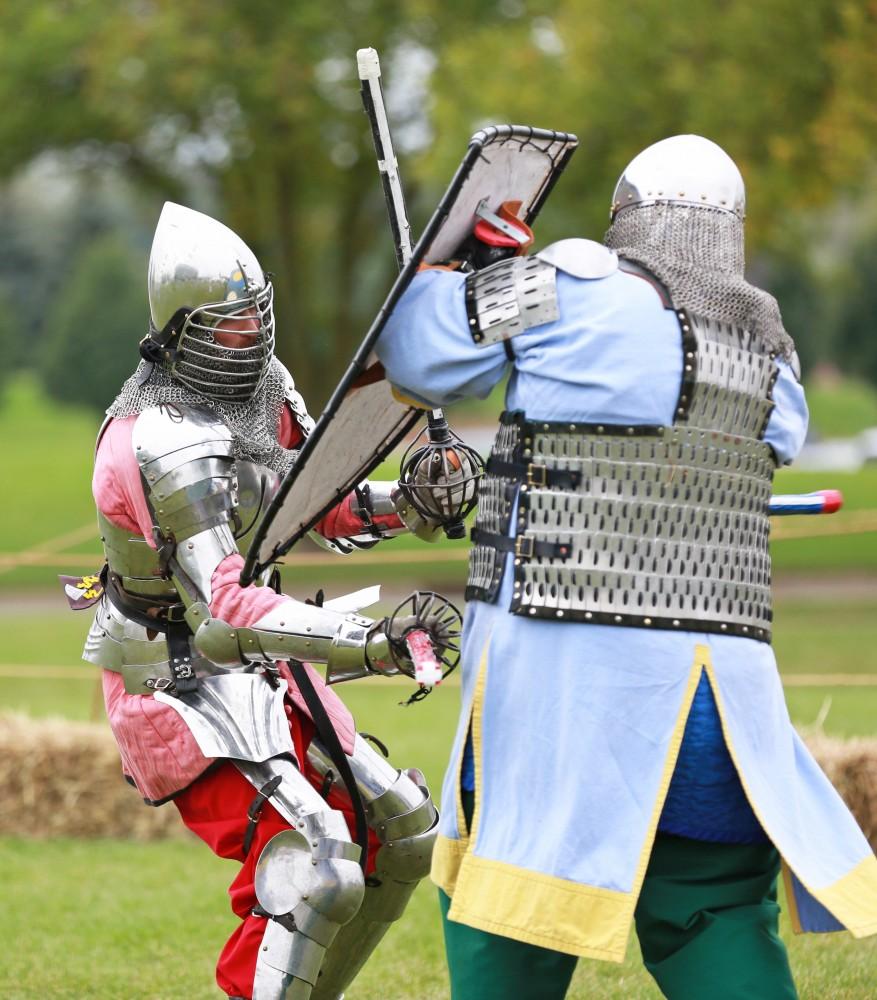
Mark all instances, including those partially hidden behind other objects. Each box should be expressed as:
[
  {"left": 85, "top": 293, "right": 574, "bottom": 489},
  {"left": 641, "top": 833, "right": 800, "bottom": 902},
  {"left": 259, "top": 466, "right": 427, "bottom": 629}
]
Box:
[{"left": 440, "top": 810, "right": 797, "bottom": 999}]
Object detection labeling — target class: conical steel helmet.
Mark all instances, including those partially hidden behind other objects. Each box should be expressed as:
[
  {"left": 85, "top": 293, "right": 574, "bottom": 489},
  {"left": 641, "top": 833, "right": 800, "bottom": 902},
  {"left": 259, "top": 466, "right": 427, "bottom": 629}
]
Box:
[
  {"left": 145, "top": 202, "right": 275, "bottom": 401},
  {"left": 610, "top": 135, "right": 745, "bottom": 221}
]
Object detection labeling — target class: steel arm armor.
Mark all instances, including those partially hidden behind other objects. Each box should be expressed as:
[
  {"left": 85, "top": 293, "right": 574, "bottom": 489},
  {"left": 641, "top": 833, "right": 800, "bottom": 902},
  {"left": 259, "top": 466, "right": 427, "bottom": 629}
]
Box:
[
  {"left": 132, "top": 405, "right": 397, "bottom": 683},
  {"left": 191, "top": 601, "right": 400, "bottom": 683}
]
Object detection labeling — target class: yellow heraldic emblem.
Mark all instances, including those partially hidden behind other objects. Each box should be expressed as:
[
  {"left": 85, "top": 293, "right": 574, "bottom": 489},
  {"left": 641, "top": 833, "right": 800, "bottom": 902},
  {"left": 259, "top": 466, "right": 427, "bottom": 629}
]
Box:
[{"left": 59, "top": 571, "right": 105, "bottom": 610}]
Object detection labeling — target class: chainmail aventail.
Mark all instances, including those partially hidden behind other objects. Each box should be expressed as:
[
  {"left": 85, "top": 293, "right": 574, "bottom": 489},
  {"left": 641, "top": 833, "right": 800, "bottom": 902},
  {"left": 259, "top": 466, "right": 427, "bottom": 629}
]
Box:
[
  {"left": 107, "top": 357, "right": 299, "bottom": 475},
  {"left": 605, "top": 203, "right": 795, "bottom": 359}
]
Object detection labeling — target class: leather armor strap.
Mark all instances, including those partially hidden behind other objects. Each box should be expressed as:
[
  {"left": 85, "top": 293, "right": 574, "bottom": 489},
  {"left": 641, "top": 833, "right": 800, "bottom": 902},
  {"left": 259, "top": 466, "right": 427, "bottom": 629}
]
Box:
[
  {"left": 470, "top": 527, "right": 572, "bottom": 561},
  {"left": 485, "top": 455, "right": 581, "bottom": 490},
  {"left": 286, "top": 658, "right": 369, "bottom": 873},
  {"left": 242, "top": 774, "right": 284, "bottom": 856},
  {"left": 102, "top": 567, "right": 198, "bottom": 694}
]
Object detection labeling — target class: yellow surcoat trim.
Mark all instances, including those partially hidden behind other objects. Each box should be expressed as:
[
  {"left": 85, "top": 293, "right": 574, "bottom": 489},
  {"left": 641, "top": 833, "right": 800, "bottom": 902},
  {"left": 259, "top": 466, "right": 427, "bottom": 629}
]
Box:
[
  {"left": 434, "top": 641, "right": 707, "bottom": 958},
  {"left": 704, "top": 655, "right": 877, "bottom": 937},
  {"left": 807, "top": 855, "right": 877, "bottom": 938}
]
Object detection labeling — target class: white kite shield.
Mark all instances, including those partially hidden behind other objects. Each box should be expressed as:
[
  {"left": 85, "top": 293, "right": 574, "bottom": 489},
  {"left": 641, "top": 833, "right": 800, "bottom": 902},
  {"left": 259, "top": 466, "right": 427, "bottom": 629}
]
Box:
[{"left": 241, "top": 125, "right": 578, "bottom": 585}]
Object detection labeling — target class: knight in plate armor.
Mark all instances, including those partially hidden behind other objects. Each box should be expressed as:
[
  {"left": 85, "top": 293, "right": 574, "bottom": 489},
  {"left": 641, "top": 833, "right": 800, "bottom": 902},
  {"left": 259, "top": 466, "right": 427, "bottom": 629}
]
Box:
[
  {"left": 79, "top": 202, "right": 461, "bottom": 1000},
  {"left": 376, "top": 136, "right": 877, "bottom": 999}
]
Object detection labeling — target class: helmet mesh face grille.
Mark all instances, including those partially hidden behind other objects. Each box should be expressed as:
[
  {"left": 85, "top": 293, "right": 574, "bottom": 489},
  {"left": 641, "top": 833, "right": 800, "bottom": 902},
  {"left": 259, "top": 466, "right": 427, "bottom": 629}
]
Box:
[
  {"left": 605, "top": 203, "right": 793, "bottom": 358},
  {"left": 109, "top": 282, "right": 299, "bottom": 478},
  {"left": 172, "top": 283, "right": 276, "bottom": 401}
]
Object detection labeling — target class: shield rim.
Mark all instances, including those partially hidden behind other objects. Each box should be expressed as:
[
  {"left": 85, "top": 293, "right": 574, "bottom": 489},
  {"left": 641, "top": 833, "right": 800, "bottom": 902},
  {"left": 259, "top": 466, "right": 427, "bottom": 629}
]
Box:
[{"left": 240, "top": 124, "right": 578, "bottom": 586}]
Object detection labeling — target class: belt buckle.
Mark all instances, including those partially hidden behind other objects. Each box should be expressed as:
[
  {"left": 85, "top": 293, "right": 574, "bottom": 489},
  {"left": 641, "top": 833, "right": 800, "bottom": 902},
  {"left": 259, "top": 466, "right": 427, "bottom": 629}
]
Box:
[
  {"left": 514, "top": 535, "right": 534, "bottom": 559},
  {"left": 527, "top": 464, "right": 547, "bottom": 488}
]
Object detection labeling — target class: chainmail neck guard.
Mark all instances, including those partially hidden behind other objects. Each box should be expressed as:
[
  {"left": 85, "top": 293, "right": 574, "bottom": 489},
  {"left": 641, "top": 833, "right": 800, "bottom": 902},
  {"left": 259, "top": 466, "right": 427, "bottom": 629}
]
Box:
[
  {"left": 604, "top": 203, "right": 795, "bottom": 359},
  {"left": 107, "top": 357, "right": 299, "bottom": 475}
]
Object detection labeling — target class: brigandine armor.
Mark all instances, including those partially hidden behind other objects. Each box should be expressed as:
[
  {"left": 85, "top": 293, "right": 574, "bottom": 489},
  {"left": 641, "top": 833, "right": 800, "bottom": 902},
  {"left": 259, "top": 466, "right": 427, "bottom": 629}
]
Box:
[{"left": 466, "top": 263, "right": 781, "bottom": 643}]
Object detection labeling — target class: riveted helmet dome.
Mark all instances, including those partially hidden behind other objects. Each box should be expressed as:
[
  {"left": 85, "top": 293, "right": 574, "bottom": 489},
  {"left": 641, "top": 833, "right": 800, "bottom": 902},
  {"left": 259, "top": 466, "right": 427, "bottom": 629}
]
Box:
[
  {"left": 145, "top": 202, "right": 275, "bottom": 402},
  {"left": 609, "top": 135, "right": 745, "bottom": 222}
]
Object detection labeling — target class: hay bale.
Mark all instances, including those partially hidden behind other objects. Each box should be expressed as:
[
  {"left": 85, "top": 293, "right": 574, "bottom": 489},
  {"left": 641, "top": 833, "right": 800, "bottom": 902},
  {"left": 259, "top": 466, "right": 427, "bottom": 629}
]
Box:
[
  {"left": 805, "top": 731, "right": 877, "bottom": 854},
  {"left": 0, "top": 713, "right": 874, "bottom": 849},
  {"left": 0, "top": 713, "right": 187, "bottom": 840}
]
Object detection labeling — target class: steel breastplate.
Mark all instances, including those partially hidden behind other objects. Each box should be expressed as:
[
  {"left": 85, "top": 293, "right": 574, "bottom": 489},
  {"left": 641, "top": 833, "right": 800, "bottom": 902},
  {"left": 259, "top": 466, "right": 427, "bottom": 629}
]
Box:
[
  {"left": 85, "top": 455, "right": 280, "bottom": 691},
  {"left": 466, "top": 308, "right": 780, "bottom": 642}
]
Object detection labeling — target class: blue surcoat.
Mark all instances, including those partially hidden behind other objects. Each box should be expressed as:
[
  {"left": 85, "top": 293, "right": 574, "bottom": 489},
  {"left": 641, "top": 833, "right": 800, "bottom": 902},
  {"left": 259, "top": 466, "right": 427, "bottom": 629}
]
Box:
[{"left": 376, "top": 244, "right": 877, "bottom": 960}]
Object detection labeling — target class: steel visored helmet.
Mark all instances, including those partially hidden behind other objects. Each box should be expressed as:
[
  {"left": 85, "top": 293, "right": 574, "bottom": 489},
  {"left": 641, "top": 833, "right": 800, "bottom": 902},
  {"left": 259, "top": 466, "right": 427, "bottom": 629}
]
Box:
[
  {"left": 145, "top": 202, "right": 275, "bottom": 401},
  {"left": 609, "top": 135, "right": 745, "bottom": 222}
]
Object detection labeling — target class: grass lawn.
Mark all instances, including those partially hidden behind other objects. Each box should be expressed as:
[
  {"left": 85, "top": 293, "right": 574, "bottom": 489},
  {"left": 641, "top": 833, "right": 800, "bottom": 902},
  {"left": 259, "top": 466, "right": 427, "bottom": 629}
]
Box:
[
  {"left": 1, "top": 375, "right": 875, "bottom": 997},
  {"left": 1, "top": 835, "right": 875, "bottom": 999}
]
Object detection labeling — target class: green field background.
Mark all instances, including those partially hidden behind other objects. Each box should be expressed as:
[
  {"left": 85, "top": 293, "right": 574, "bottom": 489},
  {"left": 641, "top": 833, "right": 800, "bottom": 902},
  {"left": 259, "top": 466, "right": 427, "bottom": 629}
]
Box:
[{"left": 1, "top": 377, "right": 875, "bottom": 997}]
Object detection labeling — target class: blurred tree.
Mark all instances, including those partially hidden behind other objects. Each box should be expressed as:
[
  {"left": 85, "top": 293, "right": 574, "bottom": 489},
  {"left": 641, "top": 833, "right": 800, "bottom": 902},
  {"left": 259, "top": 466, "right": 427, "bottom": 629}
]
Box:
[
  {"left": 0, "top": 0, "right": 875, "bottom": 405},
  {"left": 39, "top": 234, "right": 146, "bottom": 413},
  {"left": 836, "top": 232, "right": 877, "bottom": 389},
  {"left": 0, "top": 288, "right": 17, "bottom": 393}
]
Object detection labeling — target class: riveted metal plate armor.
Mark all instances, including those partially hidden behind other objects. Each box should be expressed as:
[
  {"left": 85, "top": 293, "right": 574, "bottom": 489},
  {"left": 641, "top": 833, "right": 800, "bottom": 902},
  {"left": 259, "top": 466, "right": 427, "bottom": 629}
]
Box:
[
  {"left": 465, "top": 415, "right": 525, "bottom": 602},
  {"left": 465, "top": 255, "right": 559, "bottom": 347},
  {"left": 467, "top": 308, "right": 780, "bottom": 641}
]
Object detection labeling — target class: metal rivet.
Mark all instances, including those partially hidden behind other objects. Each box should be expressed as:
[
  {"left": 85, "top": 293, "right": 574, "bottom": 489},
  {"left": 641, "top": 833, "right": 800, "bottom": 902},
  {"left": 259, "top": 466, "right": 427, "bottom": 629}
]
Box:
[
  {"left": 644, "top": 617, "right": 652, "bottom": 625},
  {"left": 672, "top": 619, "right": 680, "bottom": 627},
  {"left": 529, "top": 608, "right": 537, "bottom": 616},
  {"left": 556, "top": 610, "right": 563, "bottom": 618},
  {"left": 585, "top": 612, "right": 593, "bottom": 620}
]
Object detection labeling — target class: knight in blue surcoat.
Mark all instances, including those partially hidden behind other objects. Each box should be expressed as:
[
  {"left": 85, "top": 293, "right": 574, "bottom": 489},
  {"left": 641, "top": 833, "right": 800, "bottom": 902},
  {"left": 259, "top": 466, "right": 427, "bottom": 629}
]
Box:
[{"left": 376, "top": 134, "right": 877, "bottom": 1000}]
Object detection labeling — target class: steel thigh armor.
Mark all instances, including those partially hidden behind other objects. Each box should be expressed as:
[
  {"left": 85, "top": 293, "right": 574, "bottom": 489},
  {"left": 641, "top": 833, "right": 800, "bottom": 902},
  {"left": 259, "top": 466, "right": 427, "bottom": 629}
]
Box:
[
  {"left": 235, "top": 756, "right": 364, "bottom": 1000},
  {"left": 307, "top": 734, "right": 438, "bottom": 1000},
  {"left": 236, "top": 734, "right": 437, "bottom": 1000}
]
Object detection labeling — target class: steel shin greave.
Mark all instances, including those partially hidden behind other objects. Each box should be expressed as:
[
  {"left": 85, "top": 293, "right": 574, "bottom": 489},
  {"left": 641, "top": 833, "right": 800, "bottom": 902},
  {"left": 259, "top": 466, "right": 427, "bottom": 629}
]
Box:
[
  {"left": 306, "top": 735, "right": 439, "bottom": 999},
  {"left": 234, "top": 758, "right": 365, "bottom": 1000},
  {"left": 191, "top": 599, "right": 400, "bottom": 683}
]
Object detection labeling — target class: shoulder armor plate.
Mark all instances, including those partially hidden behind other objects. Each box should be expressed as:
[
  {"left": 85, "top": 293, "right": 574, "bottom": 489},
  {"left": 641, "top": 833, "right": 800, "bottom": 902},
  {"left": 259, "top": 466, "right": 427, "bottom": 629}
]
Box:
[
  {"left": 133, "top": 405, "right": 233, "bottom": 476},
  {"left": 133, "top": 404, "right": 237, "bottom": 546},
  {"left": 535, "top": 239, "right": 618, "bottom": 280},
  {"left": 465, "top": 255, "right": 559, "bottom": 348}
]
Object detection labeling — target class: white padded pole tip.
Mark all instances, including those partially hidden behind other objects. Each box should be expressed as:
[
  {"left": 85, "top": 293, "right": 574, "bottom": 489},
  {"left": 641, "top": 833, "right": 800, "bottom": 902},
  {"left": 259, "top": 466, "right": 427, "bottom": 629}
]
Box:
[{"left": 357, "top": 48, "right": 381, "bottom": 80}]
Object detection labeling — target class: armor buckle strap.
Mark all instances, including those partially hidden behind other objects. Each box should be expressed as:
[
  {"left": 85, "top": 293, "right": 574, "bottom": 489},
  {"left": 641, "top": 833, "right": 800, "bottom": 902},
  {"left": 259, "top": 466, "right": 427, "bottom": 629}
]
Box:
[
  {"left": 471, "top": 527, "right": 571, "bottom": 562},
  {"left": 486, "top": 456, "right": 582, "bottom": 490},
  {"left": 515, "top": 535, "right": 534, "bottom": 558}
]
